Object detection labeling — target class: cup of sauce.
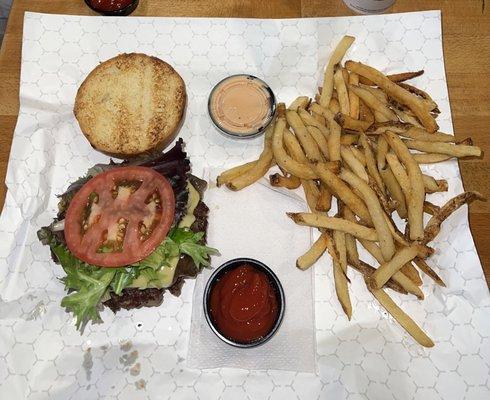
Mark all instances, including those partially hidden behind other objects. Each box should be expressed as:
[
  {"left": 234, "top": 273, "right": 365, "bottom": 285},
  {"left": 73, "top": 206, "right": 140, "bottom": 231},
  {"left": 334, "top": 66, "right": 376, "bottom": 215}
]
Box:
[
  {"left": 208, "top": 75, "right": 276, "bottom": 139},
  {"left": 85, "top": 0, "right": 139, "bottom": 16},
  {"left": 204, "top": 258, "right": 285, "bottom": 348}
]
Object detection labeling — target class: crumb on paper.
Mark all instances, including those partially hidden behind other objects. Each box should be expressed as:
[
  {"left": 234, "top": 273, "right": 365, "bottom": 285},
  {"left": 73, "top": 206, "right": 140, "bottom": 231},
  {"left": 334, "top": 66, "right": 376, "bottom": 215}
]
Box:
[
  {"left": 120, "top": 340, "right": 132, "bottom": 352},
  {"left": 82, "top": 348, "right": 93, "bottom": 381},
  {"left": 120, "top": 350, "right": 138, "bottom": 367},
  {"left": 135, "top": 379, "right": 146, "bottom": 390},
  {"left": 101, "top": 345, "right": 109, "bottom": 354},
  {"left": 26, "top": 301, "right": 46, "bottom": 321},
  {"left": 130, "top": 362, "right": 141, "bottom": 376}
]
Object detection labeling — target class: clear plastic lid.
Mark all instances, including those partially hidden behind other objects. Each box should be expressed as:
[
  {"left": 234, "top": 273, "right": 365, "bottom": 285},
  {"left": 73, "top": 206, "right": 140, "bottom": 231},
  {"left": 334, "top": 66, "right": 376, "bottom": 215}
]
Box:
[{"left": 208, "top": 74, "right": 276, "bottom": 139}]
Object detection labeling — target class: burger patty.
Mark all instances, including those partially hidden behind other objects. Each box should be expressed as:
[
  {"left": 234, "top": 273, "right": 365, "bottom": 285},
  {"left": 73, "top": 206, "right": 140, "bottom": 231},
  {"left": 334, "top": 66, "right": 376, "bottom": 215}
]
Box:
[{"left": 103, "top": 176, "right": 209, "bottom": 313}]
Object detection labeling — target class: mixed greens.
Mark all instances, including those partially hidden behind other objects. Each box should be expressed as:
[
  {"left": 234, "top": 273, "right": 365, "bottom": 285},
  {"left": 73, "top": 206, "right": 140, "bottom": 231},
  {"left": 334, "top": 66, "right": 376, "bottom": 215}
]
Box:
[{"left": 38, "top": 226, "right": 218, "bottom": 331}]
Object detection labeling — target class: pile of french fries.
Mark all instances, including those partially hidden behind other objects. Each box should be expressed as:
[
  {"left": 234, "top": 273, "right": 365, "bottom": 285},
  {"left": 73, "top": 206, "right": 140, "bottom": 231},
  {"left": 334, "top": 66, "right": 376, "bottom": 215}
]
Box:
[{"left": 217, "top": 35, "right": 485, "bottom": 347}]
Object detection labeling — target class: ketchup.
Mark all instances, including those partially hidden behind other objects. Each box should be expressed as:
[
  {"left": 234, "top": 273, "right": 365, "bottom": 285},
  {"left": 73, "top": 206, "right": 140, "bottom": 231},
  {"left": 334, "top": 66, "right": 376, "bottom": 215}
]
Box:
[
  {"left": 89, "top": 0, "right": 134, "bottom": 12},
  {"left": 209, "top": 264, "right": 279, "bottom": 343}
]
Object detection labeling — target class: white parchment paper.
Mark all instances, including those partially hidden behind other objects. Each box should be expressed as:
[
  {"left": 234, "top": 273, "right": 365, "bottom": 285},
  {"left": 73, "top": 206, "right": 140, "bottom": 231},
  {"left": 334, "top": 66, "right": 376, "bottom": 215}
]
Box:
[
  {"left": 187, "top": 172, "right": 315, "bottom": 372},
  {"left": 0, "top": 10, "right": 489, "bottom": 400}
]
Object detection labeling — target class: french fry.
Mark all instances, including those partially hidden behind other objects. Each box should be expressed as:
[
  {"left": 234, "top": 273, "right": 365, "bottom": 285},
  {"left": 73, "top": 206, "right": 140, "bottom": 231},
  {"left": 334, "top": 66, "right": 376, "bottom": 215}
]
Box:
[
  {"left": 342, "top": 207, "right": 360, "bottom": 267},
  {"left": 371, "top": 245, "right": 430, "bottom": 289},
  {"left": 313, "top": 163, "right": 372, "bottom": 222},
  {"left": 369, "top": 178, "right": 392, "bottom": 216},
  {"left": 423, "top": 201, "right": 440, "bottom": 216},
  {"left": 272, "top": 109, "right": 315, "bottom": 179},
  {"left": 334, "top": 64, "right": 350, "bottom": 115},
  {"left": 298, "top": 108, "right": 330, "bottom": 138},
  {"left": 282, "top": 131, "right": 308, "bottom": 164},
  {"left": 217, "top": 161, "right": 256, "bottom": 187},
  {"left": 348, "top": 260, "right": 407, "bottom": 294},
  {"left": 328, "top": 113, "right": 342, "bottom": 161},
  {"left": 359, "top": 239, "right": 423, "bottom": 298},
  {"left": 403, "top": 140, "right": 482, "bottom": 158},
  {"left": 392, "top": 106, "right": 423, "bottom": 127},
  {"left": 359, "top": 70, "right": 424, "bottom": 86},
  {"left": 307, "top": 126, "right": 330, "bottom": 160},
  {"left": 340, "top": 169, "right": 395, "bottom": 261},
  {"left": 386, "top": 152, "right": 411, "bottom": 200},
  {"left": 333, "top": 229, "right": 348, "bottom": 272},
  {"left": 373, "top": 110, "right": 388, "bottom": 123},
  {"left": 346, "top": 61, "right": 438, "bottom": 132},
  {"left": 310, "top": 103, "right": 342, "bottom": 161},
  {"left": 288, "top": 96, "right": 310, "bottom": 112},
  {"left": 368, "top": 122, "right": 456, "bottom": 143},
  {"left": 384, "top": 131, "right": 425, "bottom": 240},
  {"left": 457, "top": 137, "right": 474, "bottom": 146},
  {"left": 366, "top": 281, "right": 434, "bottom": 347},
  {"left": 398, "top": 82, "right": 438, "bottom": 112},
  {"left": 302, "top": 180, "right": 320, "bottom": 212},
  {"left": 388, "top": 70, "right": 425, "bottom": 82},
  {"left": 345, "top": 233, "right": 359, "bottom": 266},
  {"left": 424, "top": 191, "right": 486, "bottom": 244},
  {"left": 422, "top": 175, "right": 448, "bottom": 193},
  {"left": 269, "top": 172, "right": 301, "bottom": 189},
  {"left": 413, "top": 257, "right": 446, "bottom": 287},
  {"left": 349, "top": 84, "right": 397, "bottom": 122},
  {"left": 360, "top": 133, "right": 385, "bottom": 195},
  {"left": 379, "top": 165, "right": 408, "bottom": 219},
  {"left": 376, "top": 136, "right": 389, "bottom": 170},
  {"left": 334, "top": 113, "right": 372, "bottom": 132},
  {"left": 340, "top": 134, "right": 359, "bottom": 145},
  {"left": 413, "top": 153, "right": 452, "bottom": 164},
  {"left": 286, "top": 109, "right": 323, "bottom": 162},
  {"left": 348, "top": 72, "right": 360, "bottom": 119},
  {"left": 316, "top": 183, "right": 332, "bottom": 212},
  {"left": 273, "top": 107, "right": 339, "bottom": 179},
  {"left": 342, "top": 68, "right": 350, "bottom": 86},
  {"left": 323, "top": 228, "right": 351, "bottom": 314},
  {"left": 332, "top": 229, "right": 352, "bottom": 319},
  {"left": 341, "top": 146, "right": 369, "bottom": 182},
  {"left": 400, "top": 263, "right": 423, "bottom": 286},
  {"left": 312, "top": 111, "right": 326, "bottom": 126},
  {"left": 296, "top": 233, "right": 329, "bottom": 270},
  {"left": 329, "top": 98, "right": 340, "bottom": 113},
  {"left": 283, "top": 129, "right": 321, "bottom": 211},
  {"left": 359, "top": 98, "right": 375, "bottom": 124},
  {"left": 226, "top": 123, "right": 275, "bottom": 191},
  {"left": 319, "top": 35, "right": 355, "bottom": 108},
  {"left": 360, "top": 84, "right": 389, "bottom": 104},
  {"left": 350, "top": 145, "right": 367, "bottom": 166},
  {"left": 287, "top": 212, "right": 379, "bottom": 241}
]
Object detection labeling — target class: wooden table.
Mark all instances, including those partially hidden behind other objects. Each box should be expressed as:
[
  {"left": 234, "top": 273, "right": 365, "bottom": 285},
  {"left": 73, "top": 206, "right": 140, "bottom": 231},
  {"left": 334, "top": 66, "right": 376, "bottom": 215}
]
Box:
[{"left": 1, "top": 0, "right": 489, "bottom": 283}]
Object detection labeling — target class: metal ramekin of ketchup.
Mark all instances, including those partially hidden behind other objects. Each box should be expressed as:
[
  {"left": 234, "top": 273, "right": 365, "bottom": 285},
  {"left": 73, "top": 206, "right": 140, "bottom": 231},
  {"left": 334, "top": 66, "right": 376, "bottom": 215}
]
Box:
[
  {"left": 208, "top": 74, "right": 276, "bottom": 139},
  {"left": 85, "top": 0, "right": 139, "bottom": 16},
  {"left": 204, "top": 258, "right": 285, "bottom": 348}
]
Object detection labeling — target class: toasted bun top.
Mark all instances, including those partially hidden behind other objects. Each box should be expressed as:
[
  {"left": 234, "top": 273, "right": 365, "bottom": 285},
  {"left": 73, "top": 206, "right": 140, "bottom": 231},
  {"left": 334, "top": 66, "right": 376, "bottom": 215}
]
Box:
[{"left": 74, "top": 53, "right": 186, "bottom": 157}]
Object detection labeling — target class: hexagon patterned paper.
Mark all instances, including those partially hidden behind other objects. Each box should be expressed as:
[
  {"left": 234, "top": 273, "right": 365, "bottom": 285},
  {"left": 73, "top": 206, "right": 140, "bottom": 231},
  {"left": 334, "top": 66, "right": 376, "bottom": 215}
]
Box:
[{"left": 0, "top": 10, "right": 489, "bottom": 400}]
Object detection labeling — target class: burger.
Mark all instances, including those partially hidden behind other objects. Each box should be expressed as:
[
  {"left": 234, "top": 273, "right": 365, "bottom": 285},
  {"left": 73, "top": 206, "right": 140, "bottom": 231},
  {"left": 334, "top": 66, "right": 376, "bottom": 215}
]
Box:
[
  {"left": 38, "top": 54, "right": 218, "bottom": 332},
  {"left": 38, "top": 140, "right": 218, "bottom": 331}
]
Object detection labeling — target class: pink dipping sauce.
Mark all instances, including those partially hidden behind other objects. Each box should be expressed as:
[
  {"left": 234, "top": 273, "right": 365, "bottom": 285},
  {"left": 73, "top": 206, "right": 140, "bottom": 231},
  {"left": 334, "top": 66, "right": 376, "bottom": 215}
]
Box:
[{"left": 209, "top": 75, "right": 276, "bottom": 138}]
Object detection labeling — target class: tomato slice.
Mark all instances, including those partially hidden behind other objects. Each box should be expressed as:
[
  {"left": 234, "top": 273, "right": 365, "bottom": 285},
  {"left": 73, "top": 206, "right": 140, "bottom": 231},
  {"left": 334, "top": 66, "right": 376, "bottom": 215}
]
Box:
[{"left": 64, "top": 166, "right": 175, "bottom": 267}]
